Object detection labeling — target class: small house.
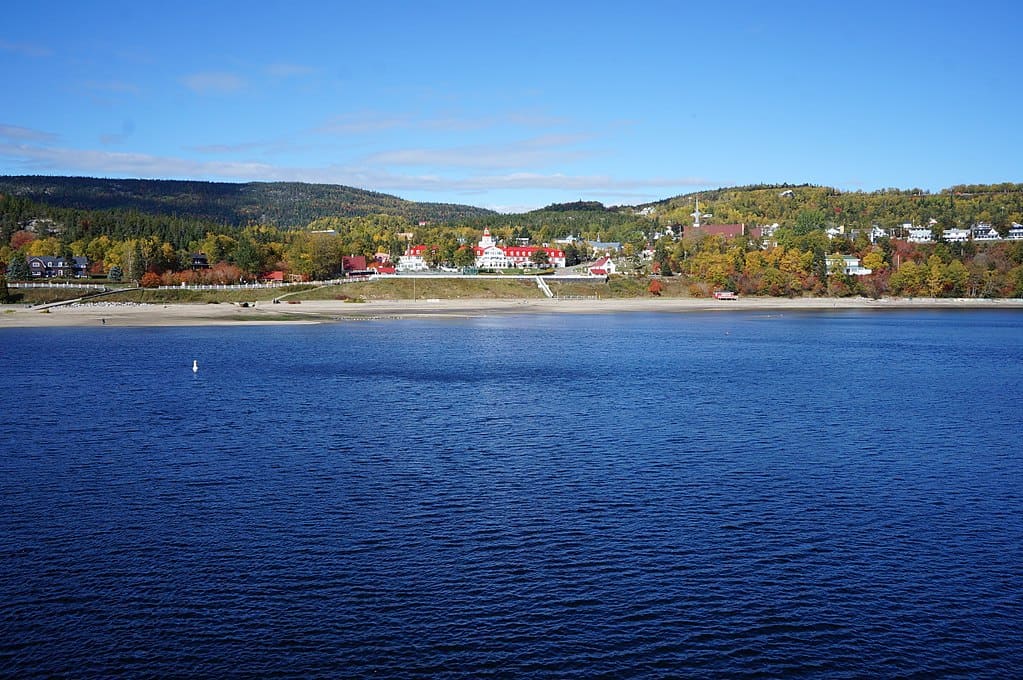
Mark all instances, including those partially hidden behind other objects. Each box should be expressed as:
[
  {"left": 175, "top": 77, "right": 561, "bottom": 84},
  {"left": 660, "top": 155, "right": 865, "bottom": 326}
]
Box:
[
  {"left": 588, "top": 256, "right": 618, "bottom": 277},
  {"left": 27, "top": 255, "right": 88, "bottom": 278}
]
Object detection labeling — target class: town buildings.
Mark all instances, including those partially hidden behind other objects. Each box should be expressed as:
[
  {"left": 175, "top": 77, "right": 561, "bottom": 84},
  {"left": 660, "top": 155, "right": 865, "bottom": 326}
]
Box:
[{"left": 399, "top": 229, "right": 566, "bottom": 271}]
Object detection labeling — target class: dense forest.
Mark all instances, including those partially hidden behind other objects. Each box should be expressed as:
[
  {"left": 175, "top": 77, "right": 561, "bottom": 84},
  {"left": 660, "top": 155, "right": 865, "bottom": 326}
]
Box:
[
  {"left": 0, "top": 176, "right": 493, "bottom": 227},
  {"left": 2, "top": 177, "right": 1023, "bottom": 297}
]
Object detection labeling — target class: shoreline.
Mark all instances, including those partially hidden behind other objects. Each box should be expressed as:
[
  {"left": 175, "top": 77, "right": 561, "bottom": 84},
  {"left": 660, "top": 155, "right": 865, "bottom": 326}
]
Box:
[{"left": 2, "top": 296, "right": 1023, "bottom": 328}]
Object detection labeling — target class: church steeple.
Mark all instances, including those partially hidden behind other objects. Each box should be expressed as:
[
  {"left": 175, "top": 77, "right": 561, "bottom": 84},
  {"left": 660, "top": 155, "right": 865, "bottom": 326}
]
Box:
[{"left": 479, "top": 228, "right": 497, "bottom": 249}]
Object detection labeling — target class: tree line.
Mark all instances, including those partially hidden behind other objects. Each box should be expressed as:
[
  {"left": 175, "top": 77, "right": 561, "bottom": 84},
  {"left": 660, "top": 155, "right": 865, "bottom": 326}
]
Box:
[{"left": 3, "top": 181, "right": 1023, "bottom": 297}]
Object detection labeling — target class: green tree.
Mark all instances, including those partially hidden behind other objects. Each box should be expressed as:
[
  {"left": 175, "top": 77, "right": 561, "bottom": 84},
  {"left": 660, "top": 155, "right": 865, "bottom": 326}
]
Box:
[
  {"left": 0, "top": 276, "right": 12, "bottom": 303},
  {"left": 530, "top": 248, "right": 550, "bottom": 267},
  {"left": 232, "top": 235, "right": 262, "bottom": 275},
  {"left": 124, "top": 241, "right": 146, "bottom": 282},
  {"left": 794, "top": 208, "right": 826, "bottom": 235},
  {"left": 6, "top": 251, "right": 29, "bottom": 280},
  {"left": 653, "top": 240, "right": 673, "bottom": 276},
  {"left": 562, "top": 243, "right": 582, "bottom": 267},
  {"left": 453, "top": 245, "right": 476, "bottom": 268}
]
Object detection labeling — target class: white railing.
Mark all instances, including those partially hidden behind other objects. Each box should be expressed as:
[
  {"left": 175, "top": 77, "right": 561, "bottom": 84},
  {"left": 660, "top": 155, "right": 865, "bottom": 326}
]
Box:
[
  {"left": 155, "top": 276, "right": 371, "bottom": 291},
  {"left": 10, "top": 282, "right": 110, "bottom": 290}
]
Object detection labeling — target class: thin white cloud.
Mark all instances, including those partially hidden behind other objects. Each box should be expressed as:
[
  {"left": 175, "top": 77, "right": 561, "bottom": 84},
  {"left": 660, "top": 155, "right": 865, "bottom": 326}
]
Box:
[
  {"left": 190, "top": 142, "right": 269, "bottom": 154},
  {"left": 186, "top": 138, "right": 318, "bottom": 156},
  {"left": 181, "top": 71, "right": 246, "bottom": 94},
  {"left": 0, "top": 142, "right": 274, "bottom": 179},
  {"left": 0, "top": 124, "right": 59, "bottom": 143},
  {"left": 316, "top": 110, "right": 572, "bottom": 136},
  {"left": 266, "top": 63, "right": 315, "bottom": 78},
  {"left": 0, "top": 39, "right": 51, "bottom": 57},
  {"left": 315, "top": 115, "right": 403, "bottom": 134},
  {"left": 99, "top": 121, "right": 136, "bottom": 146},
  {"left": 382, "top": 172, "right": 712, "bottom": 192},
  {"left": 0, "top": 141, "right": 712, "bottom": 198},
  {"left": 363, "top": 135, "right": 594, "bottom": 170}
]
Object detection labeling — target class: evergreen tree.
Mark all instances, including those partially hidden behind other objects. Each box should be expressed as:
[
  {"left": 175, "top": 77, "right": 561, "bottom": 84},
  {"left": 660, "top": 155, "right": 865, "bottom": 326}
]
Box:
[
  {"left": 653, "top": 240, "right": 673, "bottom": 276},
  {"left": 563, "top": 243, "right": 581, "bottom": 267},
  {"left": 124, "top": 242, "right": 146, "bottom": 282},
  {"left": 6, "top": 251, "right": 29, "bottom": 280},
  {"left": 232, "top": 235, "right": 261, "bottom": 275}
]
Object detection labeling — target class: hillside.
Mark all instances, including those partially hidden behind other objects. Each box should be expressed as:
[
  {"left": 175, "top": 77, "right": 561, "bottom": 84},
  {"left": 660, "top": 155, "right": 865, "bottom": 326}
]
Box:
[
  {"left": 641, "top": 183, "right": 1023, "bottom": 231},
  {"left": 0, "top": 175, "right": 494, "bottom": 227}
]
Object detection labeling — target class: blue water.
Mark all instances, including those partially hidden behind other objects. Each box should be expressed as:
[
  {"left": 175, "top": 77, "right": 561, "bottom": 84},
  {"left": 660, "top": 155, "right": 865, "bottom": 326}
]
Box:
[{"left": 2, "top": 311, "right": 1022, "bottom": 678}]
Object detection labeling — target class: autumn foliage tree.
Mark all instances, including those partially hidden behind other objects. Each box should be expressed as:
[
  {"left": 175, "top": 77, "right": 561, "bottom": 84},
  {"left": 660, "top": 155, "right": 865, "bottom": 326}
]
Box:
[
  {"left": 10, "top": 230, "right": 36, "bottom": 251},
  {"left": 140, "top": 272, "right": 161, "bottom": 288}
]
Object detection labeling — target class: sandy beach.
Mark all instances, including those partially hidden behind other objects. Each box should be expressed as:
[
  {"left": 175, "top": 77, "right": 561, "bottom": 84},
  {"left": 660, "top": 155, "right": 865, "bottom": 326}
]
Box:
[{"left": 2, "top": 296, "right": 1023, "bottom": 328}]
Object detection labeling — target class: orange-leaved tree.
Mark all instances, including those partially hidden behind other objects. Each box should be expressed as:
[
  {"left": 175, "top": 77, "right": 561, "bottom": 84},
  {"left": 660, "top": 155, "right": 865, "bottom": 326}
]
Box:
[{"left": 140, "top": 272, "right": 162, "bottom": 288}]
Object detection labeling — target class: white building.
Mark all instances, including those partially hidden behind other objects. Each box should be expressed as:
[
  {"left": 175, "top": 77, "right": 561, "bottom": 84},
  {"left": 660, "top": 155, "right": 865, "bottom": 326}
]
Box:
[
  {"left": 869, "top": 226, "right": 889, "bottom": 243},
  {"left": 827, "top": 255, "right": 872, "bottom": 276},
  {"left": 401, "top": 229, "right": 566, "bottom": 271},
  {"left": 972, "top": 223, "right": 1001, "bottom": 241},
  {"left": 588, "top": 256, "right": 618, "bottom": 276},
  {"left": 942, "top": 228, "right": 970, "bottom": 242},
  {"left": 397, "top": 251, "right": 429, "bottom": 271},
  {"left": 906, "top": 226, "right": 934, "bottom": 243}
]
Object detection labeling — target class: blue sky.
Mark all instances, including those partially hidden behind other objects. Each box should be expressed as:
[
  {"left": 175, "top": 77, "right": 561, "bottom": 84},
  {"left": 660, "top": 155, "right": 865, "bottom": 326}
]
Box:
[{"left": 1, "top": 0, "right": 1020, "bottom": 212}]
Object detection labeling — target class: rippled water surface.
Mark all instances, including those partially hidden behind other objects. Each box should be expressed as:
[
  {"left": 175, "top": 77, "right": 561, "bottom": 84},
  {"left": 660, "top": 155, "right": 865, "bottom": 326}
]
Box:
[{"left": 2, "top": 310, "right": 1022, "bottom": 677}]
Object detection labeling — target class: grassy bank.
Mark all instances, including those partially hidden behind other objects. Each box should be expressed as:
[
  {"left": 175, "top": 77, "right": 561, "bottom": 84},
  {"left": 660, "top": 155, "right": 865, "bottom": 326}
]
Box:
[
  {"left": 8, "top": 285, "right": 134, "bottom": 305},
  {"left": 97, "top": 286, "right": 315, "bottom": 304},
  {"left": 313, "top": 278, "right": 547, "bottom": 300},
  {"left": 327, "top": 276, "right": 696, "bottom": 300},
  {"left": 20, "top": 276, "right": 702, "bottom": 306}
]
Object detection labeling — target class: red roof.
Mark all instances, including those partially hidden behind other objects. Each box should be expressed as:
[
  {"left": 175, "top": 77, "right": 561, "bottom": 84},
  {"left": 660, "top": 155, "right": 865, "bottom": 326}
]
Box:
[
  {"left": 688, "top": 224, "right": 747, "bottom": 238},
  {"left": 342, "top": 255, "right": 368, "bottom": 271}
]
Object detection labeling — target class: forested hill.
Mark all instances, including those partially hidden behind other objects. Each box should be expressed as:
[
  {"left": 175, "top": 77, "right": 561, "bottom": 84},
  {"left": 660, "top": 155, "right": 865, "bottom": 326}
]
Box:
[
  {"left": 0, "top": 176, "right": 494, "bottom": 226},
  {"left": 640, "top": 183, "right": 1023, "bottom": 230}
]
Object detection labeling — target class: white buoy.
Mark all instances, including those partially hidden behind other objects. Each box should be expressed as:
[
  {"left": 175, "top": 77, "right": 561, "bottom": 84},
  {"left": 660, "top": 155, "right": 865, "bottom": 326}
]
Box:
[{"left": 192, "top": 360, "right": 198, "bottom": 373}]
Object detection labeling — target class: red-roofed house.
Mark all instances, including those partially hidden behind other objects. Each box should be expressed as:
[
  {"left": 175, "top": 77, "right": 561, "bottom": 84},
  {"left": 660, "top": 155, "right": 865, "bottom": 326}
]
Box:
[
  {"left": 398, "top": 244, "right": 432, "bottom": 271},
  {"left": 588, "top": 256, "right": 618, "bottom": 277},
  {"left": 369, "top": 261, "right": 396, "bottom": 275},
  {"left": 342, "top": 255, "right": 368, "bottom": 274}
]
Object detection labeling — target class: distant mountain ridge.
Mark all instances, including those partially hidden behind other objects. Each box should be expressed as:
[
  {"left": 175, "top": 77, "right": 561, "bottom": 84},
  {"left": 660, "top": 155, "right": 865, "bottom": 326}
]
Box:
[{"left": 0, "top": 175, "right": 495, "bottom": 227}]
